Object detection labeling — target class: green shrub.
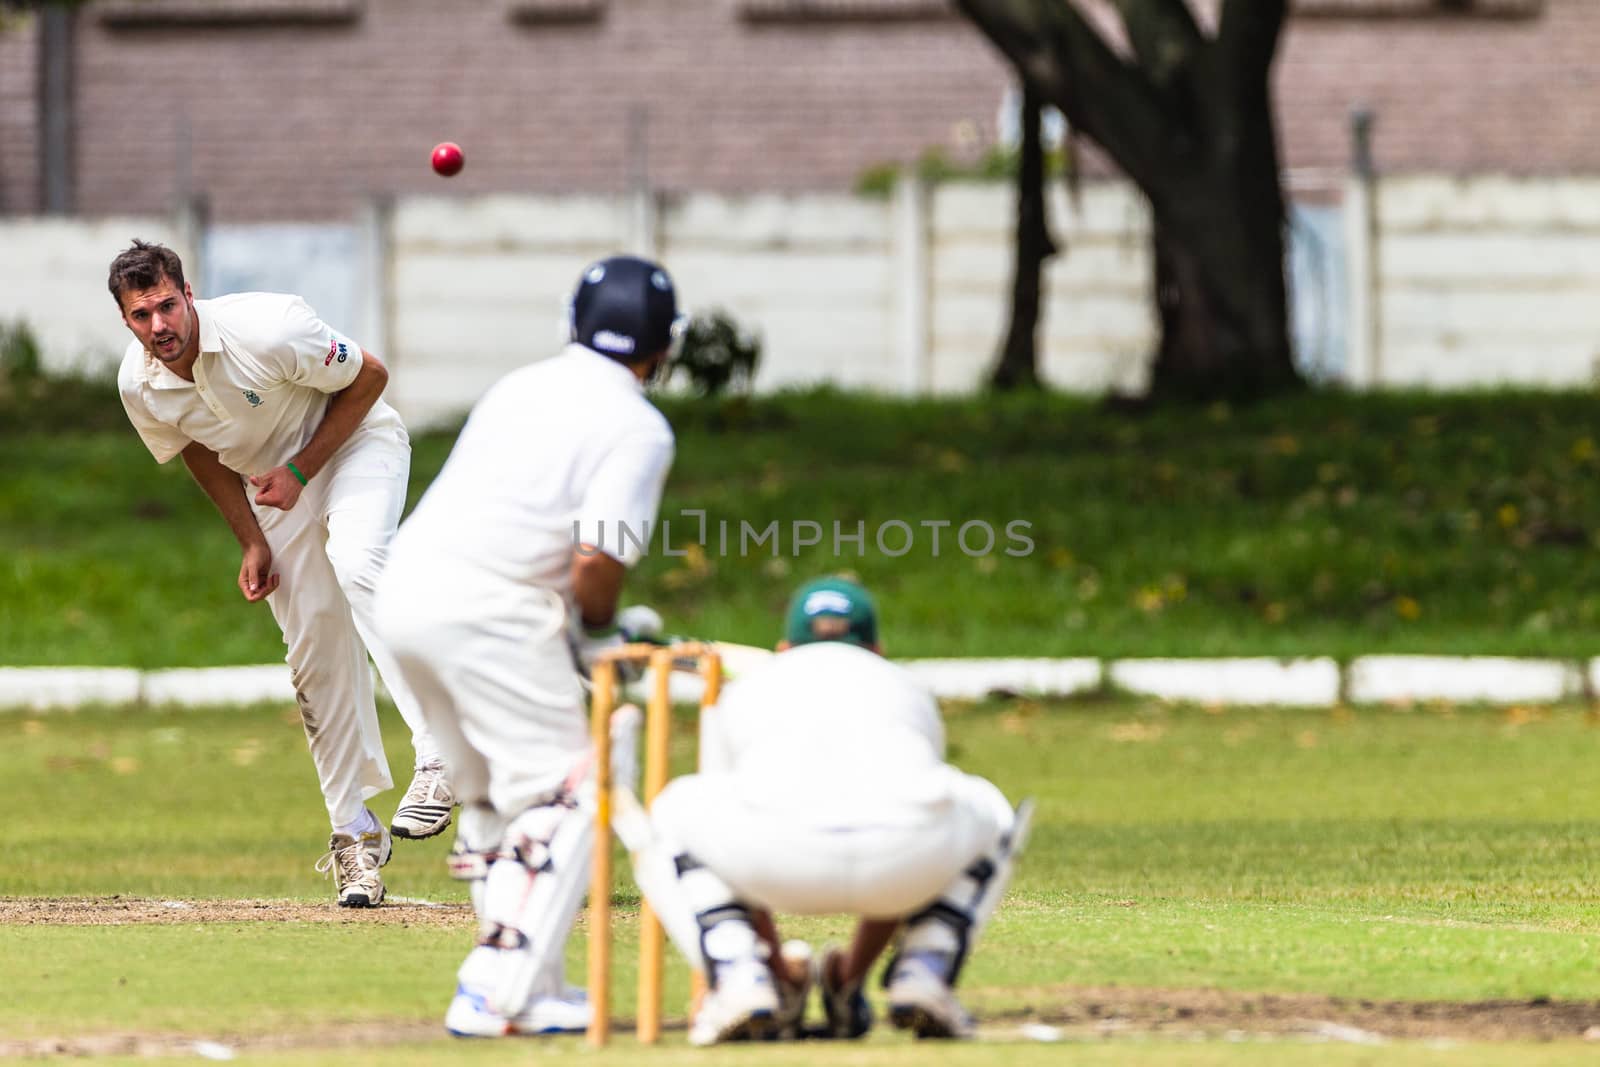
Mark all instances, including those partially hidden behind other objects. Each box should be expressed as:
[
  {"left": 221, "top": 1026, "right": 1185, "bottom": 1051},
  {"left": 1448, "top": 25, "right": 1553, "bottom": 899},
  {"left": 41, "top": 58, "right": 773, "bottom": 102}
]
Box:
[
  {"left": 0, "top": 319, "right": 43, "bottom": 388},
  {"left": 855, "top": 144, "right": 1076, "bottom": 197},
  {"left": 669, "top": 309, "right": 761, "bottom": 398},
  {"left": 0, "top": 319, "right": 125, "bottom": 434}
]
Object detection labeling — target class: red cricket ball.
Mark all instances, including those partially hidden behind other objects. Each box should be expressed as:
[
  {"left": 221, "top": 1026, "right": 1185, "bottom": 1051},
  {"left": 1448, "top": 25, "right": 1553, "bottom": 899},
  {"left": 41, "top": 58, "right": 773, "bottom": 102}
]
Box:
[{"left": 431, "top": 141, "right": 465, "bottom": 177}]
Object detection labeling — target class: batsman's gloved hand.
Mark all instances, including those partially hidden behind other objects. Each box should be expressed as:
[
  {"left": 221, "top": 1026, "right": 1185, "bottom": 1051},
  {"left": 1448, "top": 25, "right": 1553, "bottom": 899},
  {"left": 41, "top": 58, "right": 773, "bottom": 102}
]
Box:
[
  {"left": 573, "top": 624, "right": 628, "bottom": 681},
  {"left": 615, "top": 604, "right": 664, "bottom": 643},
  {"left": 573, "top": 605, "right": 663, "bottom": 682}
]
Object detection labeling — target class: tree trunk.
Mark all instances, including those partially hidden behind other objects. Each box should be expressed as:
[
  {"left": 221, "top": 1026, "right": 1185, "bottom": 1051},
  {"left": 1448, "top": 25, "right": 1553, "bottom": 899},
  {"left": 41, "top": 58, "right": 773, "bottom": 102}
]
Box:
[
  {"left": 990, "top": 81, "right": 1056, "bottom": 391},
  {"left": 956, "top": 0, "right": 1302, "bottom": 402},
  {"left": 1149, "top": 80, "right": 1297, "bottom": 400}
]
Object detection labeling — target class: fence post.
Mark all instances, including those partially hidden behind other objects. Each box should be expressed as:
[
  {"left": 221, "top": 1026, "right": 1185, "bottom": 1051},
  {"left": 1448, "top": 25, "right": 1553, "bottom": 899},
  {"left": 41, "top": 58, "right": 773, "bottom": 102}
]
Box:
[
  {"left": 173, "top": 194, "right": 209, "bottom": 294},
  {"left": 39, "top": 5, "right": 76, "bottom": 215},
  {"left": 358, "top": 194, "right": 394, "bottom": 369},
  {"left": 628, "top": 106, "right": 659, "bottom": 258},
  {"left": 1343, "top": 108, "right": 1380, "bottom": 388},
  {"left": 892, "top": 170, "right": 930, "bottom": 394}
]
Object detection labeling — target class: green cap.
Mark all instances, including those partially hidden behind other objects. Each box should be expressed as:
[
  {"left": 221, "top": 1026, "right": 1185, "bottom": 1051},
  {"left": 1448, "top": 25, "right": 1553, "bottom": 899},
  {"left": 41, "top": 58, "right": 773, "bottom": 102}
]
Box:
[{"left": 783, "top": 577, "right": 879, "bottom": 649}]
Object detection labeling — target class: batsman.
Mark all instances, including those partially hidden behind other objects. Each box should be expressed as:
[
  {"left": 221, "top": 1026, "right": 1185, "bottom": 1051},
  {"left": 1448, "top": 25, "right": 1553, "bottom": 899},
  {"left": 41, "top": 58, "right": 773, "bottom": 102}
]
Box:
[
  {"left": 633, "top": 577, "right": 1028, "bottom": 1045},
  {"left": 374, "top": 255, "right": 683, "bottom": 1036}
]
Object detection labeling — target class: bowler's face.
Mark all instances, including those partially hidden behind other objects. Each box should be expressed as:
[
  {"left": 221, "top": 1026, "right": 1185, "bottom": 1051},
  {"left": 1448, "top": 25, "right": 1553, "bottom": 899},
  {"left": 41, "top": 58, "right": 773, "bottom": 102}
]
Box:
[{"left": 120, "top": 277, "right": 195, "bottom": 365}]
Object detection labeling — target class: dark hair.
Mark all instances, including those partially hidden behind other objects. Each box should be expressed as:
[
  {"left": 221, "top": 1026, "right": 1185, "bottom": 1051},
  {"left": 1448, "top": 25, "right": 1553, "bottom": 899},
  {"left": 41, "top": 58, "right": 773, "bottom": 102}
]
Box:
[{"left": 108, "top": 240, "right": 187, "bottom": 308}]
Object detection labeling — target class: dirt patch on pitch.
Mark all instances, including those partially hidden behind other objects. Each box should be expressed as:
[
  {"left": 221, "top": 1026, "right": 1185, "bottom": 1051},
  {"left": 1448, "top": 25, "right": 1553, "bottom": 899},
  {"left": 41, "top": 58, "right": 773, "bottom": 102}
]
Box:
[
  {"left": 5, "top": 902, "right": 1598, "bottom": 1050},
  {"left": 1, "top": 1022, "right": 445, "bottom": 1059},
  {"left": 985, "top": 983, "right": 1600, "bottom": 1043},
  {"left": 0, "top": 895, "right": 473, "bottom": 927},
  {"left": 5, "top": 990, "right": 1600, "bottom": 1055}
]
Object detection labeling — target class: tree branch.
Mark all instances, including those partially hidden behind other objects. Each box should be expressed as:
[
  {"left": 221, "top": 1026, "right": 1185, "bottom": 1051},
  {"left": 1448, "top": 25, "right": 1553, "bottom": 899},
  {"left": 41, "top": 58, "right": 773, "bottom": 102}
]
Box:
[
  {"left": 954, "top": 0, "right": 1176, "bottom": 190},
  {"left": 1114, "top": 0, "right": 1204, "bottom": 91}
]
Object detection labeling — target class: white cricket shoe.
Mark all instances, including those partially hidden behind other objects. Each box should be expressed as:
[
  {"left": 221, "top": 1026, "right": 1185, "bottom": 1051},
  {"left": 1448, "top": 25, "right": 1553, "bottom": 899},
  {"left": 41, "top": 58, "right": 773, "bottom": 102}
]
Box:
[
  {"left": 391, "top": 762, "right": 456, "bottom": 840},
  {"left": 885, "top": 956, "right": 974, "bottom": 1040},
  {"left": 316, "top": 827, "right": 387, "bottom": 908},
  {"left": 446, "top": 946, "right": 591, "bottom": 1038},
  {"left": 689, "top": 960, "right": 781, "bottom": 1046},
  {"left": 445, "top": 983, "right": 590, "bottom": 1038},
  {"left": 445, "top": 984, "right": 510, "bottom": 1038},
  {"left": 511, "top": 990, "right": 590, "bottom": 1034}
]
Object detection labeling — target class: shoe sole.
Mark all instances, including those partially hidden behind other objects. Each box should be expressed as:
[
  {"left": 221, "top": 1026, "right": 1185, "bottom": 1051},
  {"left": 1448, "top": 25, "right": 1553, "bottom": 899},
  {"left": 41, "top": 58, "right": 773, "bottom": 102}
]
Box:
[
  {"left": 508, "top": 1023, "right": 588, "bottom": 1036},
  {"left": 693, "top": 1008, "right": 780, "bottom": 1046},
  {"left": 391, "top": 820, "right": 452, "bottom": 840},
  {"left": 391, "top": 809, "right": 454, "bottom": 840},
  {"left": 889, "top": 1003, "right": 961, "bottom": 1039},
  {"left": 730, "top": 1011, "right": 780, "bottom": 1042},
  {"left": 337, "top": 890, "right": 385, "bottom": 908}
]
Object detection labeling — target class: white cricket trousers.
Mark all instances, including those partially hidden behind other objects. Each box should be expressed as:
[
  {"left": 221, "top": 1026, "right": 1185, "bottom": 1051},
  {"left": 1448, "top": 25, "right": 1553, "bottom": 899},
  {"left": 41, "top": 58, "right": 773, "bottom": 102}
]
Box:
[
  {"left": 373, "top": 556, "right": 590, "bottom": 820},
  {"left": 250, "top": 426, "right": 439, "bottom": 828},
  {"left": 650, "top": 767, "right": 1012, "bottom": 919}
]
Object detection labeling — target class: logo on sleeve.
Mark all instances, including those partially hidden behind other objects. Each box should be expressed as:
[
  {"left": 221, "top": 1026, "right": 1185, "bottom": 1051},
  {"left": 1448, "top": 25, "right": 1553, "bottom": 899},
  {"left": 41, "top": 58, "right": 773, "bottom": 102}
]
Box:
[
  {"left": 324, "top": 340, "right": 349, "bottom": 366},
  {"left": 243, "top": 390, "right": 263, "bottom": 407}
]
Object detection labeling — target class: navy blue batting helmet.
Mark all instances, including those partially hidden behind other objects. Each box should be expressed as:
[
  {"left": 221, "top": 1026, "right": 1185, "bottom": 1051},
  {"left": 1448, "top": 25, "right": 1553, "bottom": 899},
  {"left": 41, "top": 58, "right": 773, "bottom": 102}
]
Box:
[{"left": 569, "top": 255, "right": 684, "bottom": 363}]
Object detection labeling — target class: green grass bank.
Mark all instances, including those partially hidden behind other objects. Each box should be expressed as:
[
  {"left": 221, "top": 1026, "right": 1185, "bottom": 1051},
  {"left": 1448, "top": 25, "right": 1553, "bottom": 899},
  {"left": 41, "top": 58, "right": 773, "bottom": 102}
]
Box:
[{"left": 5, "top": 387, "right": 1600, "bottom": 665}]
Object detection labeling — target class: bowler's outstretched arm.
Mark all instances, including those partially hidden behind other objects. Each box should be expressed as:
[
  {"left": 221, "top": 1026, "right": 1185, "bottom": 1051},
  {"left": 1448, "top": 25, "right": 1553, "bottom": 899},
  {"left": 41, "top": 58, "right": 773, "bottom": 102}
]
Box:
[{"left": 180, "top": 440, "right": 277, "bottom": 601}]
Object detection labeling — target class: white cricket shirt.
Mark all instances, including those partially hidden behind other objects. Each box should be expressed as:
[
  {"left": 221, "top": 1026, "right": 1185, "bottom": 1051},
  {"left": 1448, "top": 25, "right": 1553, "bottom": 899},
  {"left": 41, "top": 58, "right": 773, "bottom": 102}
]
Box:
[
  {"left": 117, "top": 293, "right": 405, "bottom": 476},
  {"left": 702, "top": 642, "right": 952, "bottom": 825},
  {"left": 393, "top": 344, "right": 676, "bottom": 592}
]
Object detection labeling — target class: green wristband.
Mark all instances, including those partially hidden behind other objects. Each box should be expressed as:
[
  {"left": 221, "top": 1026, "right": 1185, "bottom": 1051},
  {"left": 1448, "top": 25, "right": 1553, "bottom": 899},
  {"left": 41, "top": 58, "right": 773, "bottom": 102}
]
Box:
[{"left": 286, "top": 461, "right": 308, "bottom": 487}]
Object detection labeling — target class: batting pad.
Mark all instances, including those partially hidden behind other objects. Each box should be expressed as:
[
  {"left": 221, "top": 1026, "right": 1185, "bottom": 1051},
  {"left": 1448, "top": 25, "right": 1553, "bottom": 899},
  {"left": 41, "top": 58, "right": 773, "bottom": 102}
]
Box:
[{"left": 484, "top": 801, "right": 595, "bottom": 1018}]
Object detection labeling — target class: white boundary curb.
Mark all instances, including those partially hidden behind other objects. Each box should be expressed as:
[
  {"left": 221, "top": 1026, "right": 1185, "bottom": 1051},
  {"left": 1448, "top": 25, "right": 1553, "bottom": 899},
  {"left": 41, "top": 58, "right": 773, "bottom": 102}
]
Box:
[
  {"left": 1109, "top": 658, "right": 1341, "bottom": 707},
  {"left": 0, "top": 667, "right": 141, "bottom": 710},
  {"left": 1345, "top": 656, "right": 1584, "bottom": 704},
  {"left": 1, "top": 656, "right": 1596, "bottom": 710}
]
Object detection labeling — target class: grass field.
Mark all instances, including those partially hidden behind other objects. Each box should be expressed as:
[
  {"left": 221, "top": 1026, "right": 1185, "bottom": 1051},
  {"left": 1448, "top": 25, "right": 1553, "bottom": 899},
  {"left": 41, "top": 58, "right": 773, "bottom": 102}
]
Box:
[
  {"left": 7, "top": 378, "right": 1600, "bottom": 1062},
  {"left": 8, "top": 387, "right": 1600, "bottom": 665},
  {"left": 7, "top": 694, "right": 1600, "bottom": 1062}
]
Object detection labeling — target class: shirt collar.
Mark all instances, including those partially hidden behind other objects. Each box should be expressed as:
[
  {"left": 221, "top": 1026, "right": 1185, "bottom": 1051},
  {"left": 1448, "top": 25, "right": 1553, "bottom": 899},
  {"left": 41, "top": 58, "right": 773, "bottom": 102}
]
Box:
[
  {"left": 137, "top": 301, "right": 218, "bottom": 388},
  {"left": 565, "top": 342, "right": 645, "bottom": 394},
  {"left": 197, "top": 300, "right": 222, "bottom": 355}
]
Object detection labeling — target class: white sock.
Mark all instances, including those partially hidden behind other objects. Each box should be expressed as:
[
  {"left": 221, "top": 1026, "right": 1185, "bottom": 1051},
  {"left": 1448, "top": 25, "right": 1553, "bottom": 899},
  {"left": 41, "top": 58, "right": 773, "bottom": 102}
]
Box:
[{"left": 335, "top": 808, "right": 379, "bottom": 839}]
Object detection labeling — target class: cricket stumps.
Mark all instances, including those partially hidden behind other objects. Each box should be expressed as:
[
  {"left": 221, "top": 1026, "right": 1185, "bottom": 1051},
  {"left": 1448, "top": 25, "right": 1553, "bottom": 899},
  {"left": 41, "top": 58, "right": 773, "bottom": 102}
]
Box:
[{"left": 587, "top": 642, "right": 722, "bottom": 1047}]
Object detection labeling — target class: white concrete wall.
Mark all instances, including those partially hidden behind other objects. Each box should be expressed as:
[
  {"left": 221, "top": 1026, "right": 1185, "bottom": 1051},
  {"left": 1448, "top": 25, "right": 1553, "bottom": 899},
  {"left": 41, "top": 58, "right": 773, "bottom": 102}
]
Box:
[
  {"left": 385, "top": 194, "right": 629, "bottom": 422},
  {"left": 663, "top": 191, "right": 899, "bottom": 392},
  {"left": 1374, "top": 176, "right": 1600, "bottom": 387},
  {"left": 929, "top": 182, "right": 1155, "bottom": 394},
  {"left": 384, "top": 181, "right": 1156, "bottom": 425},
  {"left": 0, "top": 217, "right": 195, "bottom": 376},
  {"left": 9, "top": 174, "right": 1600, "bottom": 426}
]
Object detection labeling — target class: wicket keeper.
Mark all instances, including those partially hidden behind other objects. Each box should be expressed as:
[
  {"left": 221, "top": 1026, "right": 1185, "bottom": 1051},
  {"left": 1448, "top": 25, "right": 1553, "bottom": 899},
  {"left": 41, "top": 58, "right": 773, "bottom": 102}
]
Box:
[{"left": 635, "top": 577, "right": 1025, "bottom": 1044}]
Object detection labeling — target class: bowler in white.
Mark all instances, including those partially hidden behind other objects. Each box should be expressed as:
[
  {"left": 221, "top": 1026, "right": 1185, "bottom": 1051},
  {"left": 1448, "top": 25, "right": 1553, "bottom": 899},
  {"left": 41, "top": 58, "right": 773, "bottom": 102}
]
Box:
[{"left": 110, "top": 239, "right": 453, "bottom": 909}]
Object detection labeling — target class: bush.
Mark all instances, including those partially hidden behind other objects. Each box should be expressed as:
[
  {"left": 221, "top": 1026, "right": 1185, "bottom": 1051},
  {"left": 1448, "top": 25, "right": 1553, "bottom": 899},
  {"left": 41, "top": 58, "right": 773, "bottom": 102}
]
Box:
[
  {"left": 854, "top": 144, "right": 1076, "bottom": 197},
  {"left": 0, "top": 319, "right": 126, "bottom": 434},
  {"left": 669, "top": 309, "right": 761, "bottom": 398},
  {"left": 0, "top": 319, "right": 43, "bottom": 388}
]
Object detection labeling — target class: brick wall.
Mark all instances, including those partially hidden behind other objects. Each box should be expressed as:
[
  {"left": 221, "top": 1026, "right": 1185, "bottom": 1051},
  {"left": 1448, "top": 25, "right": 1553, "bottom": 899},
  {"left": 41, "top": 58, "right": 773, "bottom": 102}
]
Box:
[
  {"left": 0, "top": 11, "right": 40, "bottom": 214},
  {"left": 17, "top": 0, "right": 1600, "bottom": 221},
  {"left": 1277, "top": 0, "right": 1600, "bottom": 177},
  {"left": 71, "top": 0, "right": 1009, "bottom": 220}
]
